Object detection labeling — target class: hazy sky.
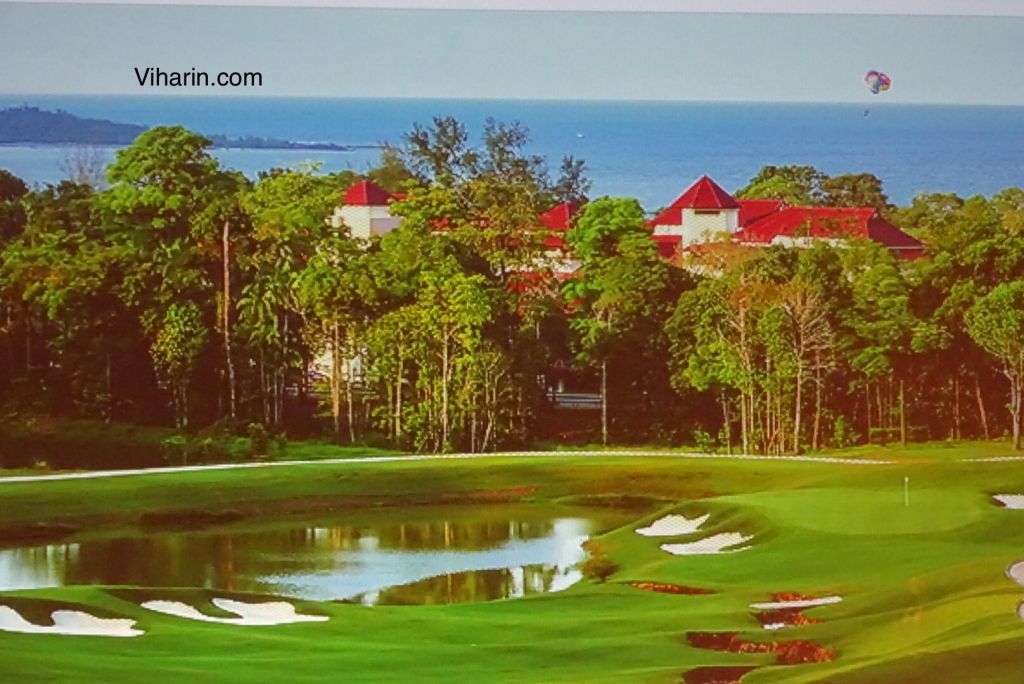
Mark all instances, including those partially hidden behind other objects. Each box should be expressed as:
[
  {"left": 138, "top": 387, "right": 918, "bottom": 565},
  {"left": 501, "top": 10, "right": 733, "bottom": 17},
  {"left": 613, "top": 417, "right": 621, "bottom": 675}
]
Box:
[{"left": 2, "top": 2, "right": 1024, "bottom": 103}]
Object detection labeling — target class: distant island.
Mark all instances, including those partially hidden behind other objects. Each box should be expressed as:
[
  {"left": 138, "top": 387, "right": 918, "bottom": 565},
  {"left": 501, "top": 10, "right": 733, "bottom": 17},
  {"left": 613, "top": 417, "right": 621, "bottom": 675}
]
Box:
[{"left": 0, "top": 106, "right": 380, "bottom": 152}]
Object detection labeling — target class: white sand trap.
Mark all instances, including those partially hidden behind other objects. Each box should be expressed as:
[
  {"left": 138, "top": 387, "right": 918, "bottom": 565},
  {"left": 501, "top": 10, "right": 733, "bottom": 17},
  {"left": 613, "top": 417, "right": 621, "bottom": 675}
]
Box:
[
  {"left": 141, "top": 598, "right": 328, "bottom": 626},
  {"left": 993, "top": 495, "right": 1024, "bottom": 509},
  {"left": 762, "top": 622, "right": 788, "bottom": 630},
  {"left": 636, "top": 514, "right": 710, "bottom": 537},
  {"left": 660, "top": 532, "right": 752, "bottom": 555},
  {"left": 750, "top": 596, "right": 843, "bottom": 610},
  {"left": 1007, "top": 560, "right": 1024, "bottom": 588},
  {"left": 0, "top": 606, "right": 142, "bottom": 637}
]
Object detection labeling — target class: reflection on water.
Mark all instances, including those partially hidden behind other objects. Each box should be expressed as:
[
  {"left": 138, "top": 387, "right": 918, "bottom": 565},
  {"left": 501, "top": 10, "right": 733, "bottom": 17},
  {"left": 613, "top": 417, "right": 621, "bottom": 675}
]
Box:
[{"left": 0, "top": 508, "right": 615, "bottom": 604}]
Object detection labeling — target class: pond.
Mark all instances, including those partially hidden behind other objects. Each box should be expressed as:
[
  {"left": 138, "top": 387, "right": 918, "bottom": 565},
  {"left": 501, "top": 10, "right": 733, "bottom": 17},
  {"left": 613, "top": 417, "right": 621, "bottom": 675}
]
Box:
[{"left": 0, "top": 505, "right": 632, "bottom": 605}]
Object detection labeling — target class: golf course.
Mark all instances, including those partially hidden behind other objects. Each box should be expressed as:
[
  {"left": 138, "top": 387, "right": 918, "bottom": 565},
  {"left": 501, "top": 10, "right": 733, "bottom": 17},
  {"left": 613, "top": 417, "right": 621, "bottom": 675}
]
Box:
[{"left": 2, "top": 442, "right": 1024, "bottom": 684}]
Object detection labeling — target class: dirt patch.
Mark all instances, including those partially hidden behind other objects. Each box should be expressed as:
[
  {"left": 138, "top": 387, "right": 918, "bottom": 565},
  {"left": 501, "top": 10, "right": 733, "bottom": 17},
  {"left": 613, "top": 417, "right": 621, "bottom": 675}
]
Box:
[
  {"left": 754, "top": 607, "right": 823, "bottom": 629},
  {"left": 771, "top": 592, "right": 817, "bottom": 602},
  {"left": 629, "top": 582, "right": 714, "bottom": 595},
  {"left": 681, "top": 666, "right": 758, "bottom": 684},
  {"left": 687, "top": 632, "right": 835, "bottom": 665}
]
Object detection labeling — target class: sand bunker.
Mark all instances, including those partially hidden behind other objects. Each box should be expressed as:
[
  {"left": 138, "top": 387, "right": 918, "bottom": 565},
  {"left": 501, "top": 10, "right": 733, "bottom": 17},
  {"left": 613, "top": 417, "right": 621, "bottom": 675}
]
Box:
[
  {"left": 749, "top": 595, "right": 842, "bottom": 610},
  {"left": 993, "top": 495, "right": 1024, "bottom": 509},
  {"left": 635, "top": 514, "right": 710, "bottom": 537},
  {"left": 661, "top": 532, "right": 752, "bottom": 556},
  {"left": 1006, "top": 560, "right": 1024, "bottom": 588},
  {"left": 141, "top": 598, "right": 328, "bottom": 626},
  {"left": 0, "top": 606, "right": 142, "bottom": 637}
]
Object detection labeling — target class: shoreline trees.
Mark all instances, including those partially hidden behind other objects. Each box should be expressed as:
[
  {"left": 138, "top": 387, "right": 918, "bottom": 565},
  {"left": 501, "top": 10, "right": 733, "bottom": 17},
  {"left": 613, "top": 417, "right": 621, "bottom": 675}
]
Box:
[{"left": 1, "top": 126, "right": 1023, "bottom": 454}]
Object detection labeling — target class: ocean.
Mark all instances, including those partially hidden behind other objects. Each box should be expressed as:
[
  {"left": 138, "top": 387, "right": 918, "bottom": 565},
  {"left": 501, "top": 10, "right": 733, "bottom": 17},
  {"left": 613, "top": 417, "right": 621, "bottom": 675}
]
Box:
[{"left": 2, "top": 95, "right": 1024, "bottom": 209}]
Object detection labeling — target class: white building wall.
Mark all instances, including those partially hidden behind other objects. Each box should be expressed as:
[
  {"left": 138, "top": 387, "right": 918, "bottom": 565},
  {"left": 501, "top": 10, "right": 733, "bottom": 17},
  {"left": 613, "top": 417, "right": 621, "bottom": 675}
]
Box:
[
  {"left": 677, "top": 208, "right": 740, "bottom": 245},
  {"left": 331, "top": 206, "right": 399, "bottom": 239}
]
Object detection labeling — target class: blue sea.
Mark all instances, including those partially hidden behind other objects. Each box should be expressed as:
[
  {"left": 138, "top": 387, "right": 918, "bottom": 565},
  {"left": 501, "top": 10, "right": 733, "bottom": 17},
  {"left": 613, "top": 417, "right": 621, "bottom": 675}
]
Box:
[{"left": 2, "top": 95, "right": 1024, "bottom": 209}]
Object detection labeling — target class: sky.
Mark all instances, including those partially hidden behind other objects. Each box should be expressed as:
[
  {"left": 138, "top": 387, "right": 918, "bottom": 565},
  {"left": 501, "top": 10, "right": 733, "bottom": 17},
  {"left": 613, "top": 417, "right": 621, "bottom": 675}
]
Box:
[{"left": 2, "top": 2, "right": 1024, "bottom": 103}]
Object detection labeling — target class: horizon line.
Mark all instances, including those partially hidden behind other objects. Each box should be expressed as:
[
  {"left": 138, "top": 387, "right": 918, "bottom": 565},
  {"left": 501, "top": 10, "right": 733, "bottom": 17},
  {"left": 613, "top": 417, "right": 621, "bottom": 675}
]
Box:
[
  {"left": 4, "top": 94, "right": 1024, "bottom": 107},
  {"left": 6, "top": 0, "right": 1024, "bottom": 16}
]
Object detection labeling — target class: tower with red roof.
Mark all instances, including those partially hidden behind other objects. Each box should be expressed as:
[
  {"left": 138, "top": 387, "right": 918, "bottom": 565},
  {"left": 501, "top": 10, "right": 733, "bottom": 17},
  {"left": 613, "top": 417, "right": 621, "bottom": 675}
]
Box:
[
  {"left": 648, "top": 176, "right": 742, "bottom": 246},
  {"left": 331, "top": 180, "right": 405, "bottom": 239}
]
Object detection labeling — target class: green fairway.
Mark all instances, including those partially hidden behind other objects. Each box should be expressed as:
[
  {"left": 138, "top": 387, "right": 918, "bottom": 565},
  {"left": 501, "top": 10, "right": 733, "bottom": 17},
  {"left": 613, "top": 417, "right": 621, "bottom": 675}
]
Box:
[{"left": 2, "top": 444, "right": 1024, "bottom": 683}]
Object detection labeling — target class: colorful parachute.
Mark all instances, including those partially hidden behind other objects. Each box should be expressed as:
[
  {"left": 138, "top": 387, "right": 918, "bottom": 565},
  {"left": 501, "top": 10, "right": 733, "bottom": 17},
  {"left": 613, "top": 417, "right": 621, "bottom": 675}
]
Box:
[{"left": 864, "top": 71, "right": 892, "bottom": 95}]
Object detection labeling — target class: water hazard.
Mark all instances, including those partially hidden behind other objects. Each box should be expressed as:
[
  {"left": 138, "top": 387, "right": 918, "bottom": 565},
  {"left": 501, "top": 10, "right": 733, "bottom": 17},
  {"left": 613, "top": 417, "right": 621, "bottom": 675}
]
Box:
[{"left": 0, "top": 506, "right": 630, "bottom": 605}]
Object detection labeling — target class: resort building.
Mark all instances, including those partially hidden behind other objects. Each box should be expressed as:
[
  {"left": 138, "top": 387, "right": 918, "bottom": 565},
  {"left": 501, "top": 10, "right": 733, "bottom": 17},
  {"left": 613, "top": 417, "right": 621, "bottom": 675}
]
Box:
[
  {"left": 330, "top": 180, "right": 404, "bottom": 240},
  {"left": 333, "top": 176, "right": 924, "bottom": 260},
  {"left": 648, "top": 175, "right": 924, "bottom": 260}
]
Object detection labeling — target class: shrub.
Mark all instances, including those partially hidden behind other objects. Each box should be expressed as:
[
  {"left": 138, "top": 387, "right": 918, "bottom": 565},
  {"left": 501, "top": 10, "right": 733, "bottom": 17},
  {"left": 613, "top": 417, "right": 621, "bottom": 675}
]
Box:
[
  {"left": 693, "top": 428, "right": 716, "bottom": 454},
  {"left": 580, "top": 541, "right": 618, "bottom": 583},
  {"left": 247, "top": 423, "right": 269, "bottom": 457}
]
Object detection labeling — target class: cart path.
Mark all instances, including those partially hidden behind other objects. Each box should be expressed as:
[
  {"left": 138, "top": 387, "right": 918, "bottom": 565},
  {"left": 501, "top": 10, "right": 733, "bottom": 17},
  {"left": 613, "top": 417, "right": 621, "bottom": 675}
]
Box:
[{"left": 0, "top": 450, "right": 897, "bottom": 485}]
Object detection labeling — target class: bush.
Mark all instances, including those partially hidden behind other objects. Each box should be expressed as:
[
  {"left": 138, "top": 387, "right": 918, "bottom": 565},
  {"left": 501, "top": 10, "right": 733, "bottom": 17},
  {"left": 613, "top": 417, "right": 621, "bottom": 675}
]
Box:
[
  {"left": 831, "top": 415, "right": 860, "bottom": 449},
  {"left": 162, "top": 435, "right": 189, "bottom": 465},
  {"left": 693, "top": 428, "right": 716, "bottom": 454},
  {"left": 580, "top": 541, "right": 618, "bottom": 583},
  {"left": 247, "top": 423, "right": 269, "bottom": 457},
  {"left": 230, "top": 437, "right": 253, "bottom": 460}
]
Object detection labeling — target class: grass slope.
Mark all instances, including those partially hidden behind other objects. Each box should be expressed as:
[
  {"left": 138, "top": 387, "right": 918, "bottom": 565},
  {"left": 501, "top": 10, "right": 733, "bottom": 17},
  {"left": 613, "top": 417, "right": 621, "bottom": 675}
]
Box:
[{"left": 1, "top": 442, "right": 1024, "bottom": 683}]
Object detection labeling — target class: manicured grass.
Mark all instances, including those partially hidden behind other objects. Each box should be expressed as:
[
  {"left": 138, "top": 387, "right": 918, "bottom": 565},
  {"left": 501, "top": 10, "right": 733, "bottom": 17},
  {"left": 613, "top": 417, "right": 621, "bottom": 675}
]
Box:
[{"left": 2, "top": 442, "right": 1024, "bottom": 683}]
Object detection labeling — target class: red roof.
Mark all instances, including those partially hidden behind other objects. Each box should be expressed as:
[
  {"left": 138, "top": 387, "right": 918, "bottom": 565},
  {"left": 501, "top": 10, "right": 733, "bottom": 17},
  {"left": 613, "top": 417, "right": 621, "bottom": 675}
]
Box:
[
  {"left": 539, "top": 203, "right": 580, "bottom": 250},
  {"left": 648, "top": 177, "right": 741, "bottom": 227},
  {"left": 344, "top": 180, "right": 395, "bottom": 206},
  {"left": 733, "top": 207, "right": 923, "bottom": 255},
  {"left": 671, "top": 176, "right": 741, "bottom": 211},
  {"left": 735, "top": 207, "right": 875, "bottom": 242},
  {"left": 648, "top": 206, "right": 684, "bottom": 227},
  {"left": 539, "top": 203, "right": 578, "bottom": 232},
  {"left": 737, "top": 199, "right": 786, "bottom": 227}
]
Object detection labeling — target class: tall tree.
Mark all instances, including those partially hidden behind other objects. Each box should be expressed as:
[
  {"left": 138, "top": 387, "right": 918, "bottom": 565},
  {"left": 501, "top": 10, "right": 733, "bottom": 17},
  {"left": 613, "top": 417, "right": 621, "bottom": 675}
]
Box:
[
  {"left": 966, "top": 281, "right": 1024, "bottom": 449},
  {"left": 99, "top": 126, "right": 244, "bottom": 426},
  {"left": 564, "top": 197, "right": 676, "bottom": 445}
]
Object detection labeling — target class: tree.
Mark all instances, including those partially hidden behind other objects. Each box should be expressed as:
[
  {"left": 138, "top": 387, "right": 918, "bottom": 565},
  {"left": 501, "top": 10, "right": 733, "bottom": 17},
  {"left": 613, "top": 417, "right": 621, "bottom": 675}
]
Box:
[
  {"left": 841, "top": 241, "right": 917, "bottom": 445},
  {"left": 564, "top": 197, "right": 676, "bottom": 445},
  {"left": 366, "top": 145, "right": 416, "bottom": 194},
  {"left": 150, "top": 302, "right": 207, "bottom": 427},
  {"left": 550, "top": 156, "right": 592, "bottom": 206},
  {"left": 0, "top": 181, "right": 126, "bottom": 417},
  {"left": 241, "top": 166, "right": 337, "bottom": 427},
  {"left": 735, "top": 165, "right": 825, "bottom": 206},
  {"left": 764, "top": 279, "right": 833, "bottom": 453},
  {"left": 296, "top": 229, "right": 368, "bottom": 443},
  {"left": 0, "top": 169, "right": 29, "bottom": 245},
  {"left": 820, "top": 172, "right": 892, "bottom": 213},
  {"left": 99, "top": 126, "right": 245, "bottom": 426},
  {"left": 966, "top": 281, "right": 1024, "bottom": 449}
]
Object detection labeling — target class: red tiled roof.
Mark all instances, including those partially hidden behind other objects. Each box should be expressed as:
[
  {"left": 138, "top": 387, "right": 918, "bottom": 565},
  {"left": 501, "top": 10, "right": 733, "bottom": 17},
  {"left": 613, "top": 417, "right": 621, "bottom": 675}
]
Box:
[
  {"left": 344, "top": 180, "right": 395, "bottom": 206},
  {"left": 648, "top": 206, "right": 684, "bottom": 227},
  {"left": 733, "top": 207, "right": 923, "bottom": 255},
  {"left": 671, "top": 176, "right": 741, "bottom": 211},
  {"left": 735, "top": 207, "right": 877, "bottom": 242},
  {"left": 866, "top": 219, "right": 925, "bottom": 252},
  {"left": 539, "top": 203, "right": 579, "bottom": 232},
  {"left": 737, "top": 199, "right": 786, "bottom": 227}
]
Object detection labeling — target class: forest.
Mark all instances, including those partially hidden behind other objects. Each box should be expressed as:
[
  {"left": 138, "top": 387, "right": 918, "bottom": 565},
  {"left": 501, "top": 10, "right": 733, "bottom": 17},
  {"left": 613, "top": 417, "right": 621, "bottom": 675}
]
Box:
[{"left": 1, "top": 118, "right": 1024, "bottom": 459}]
